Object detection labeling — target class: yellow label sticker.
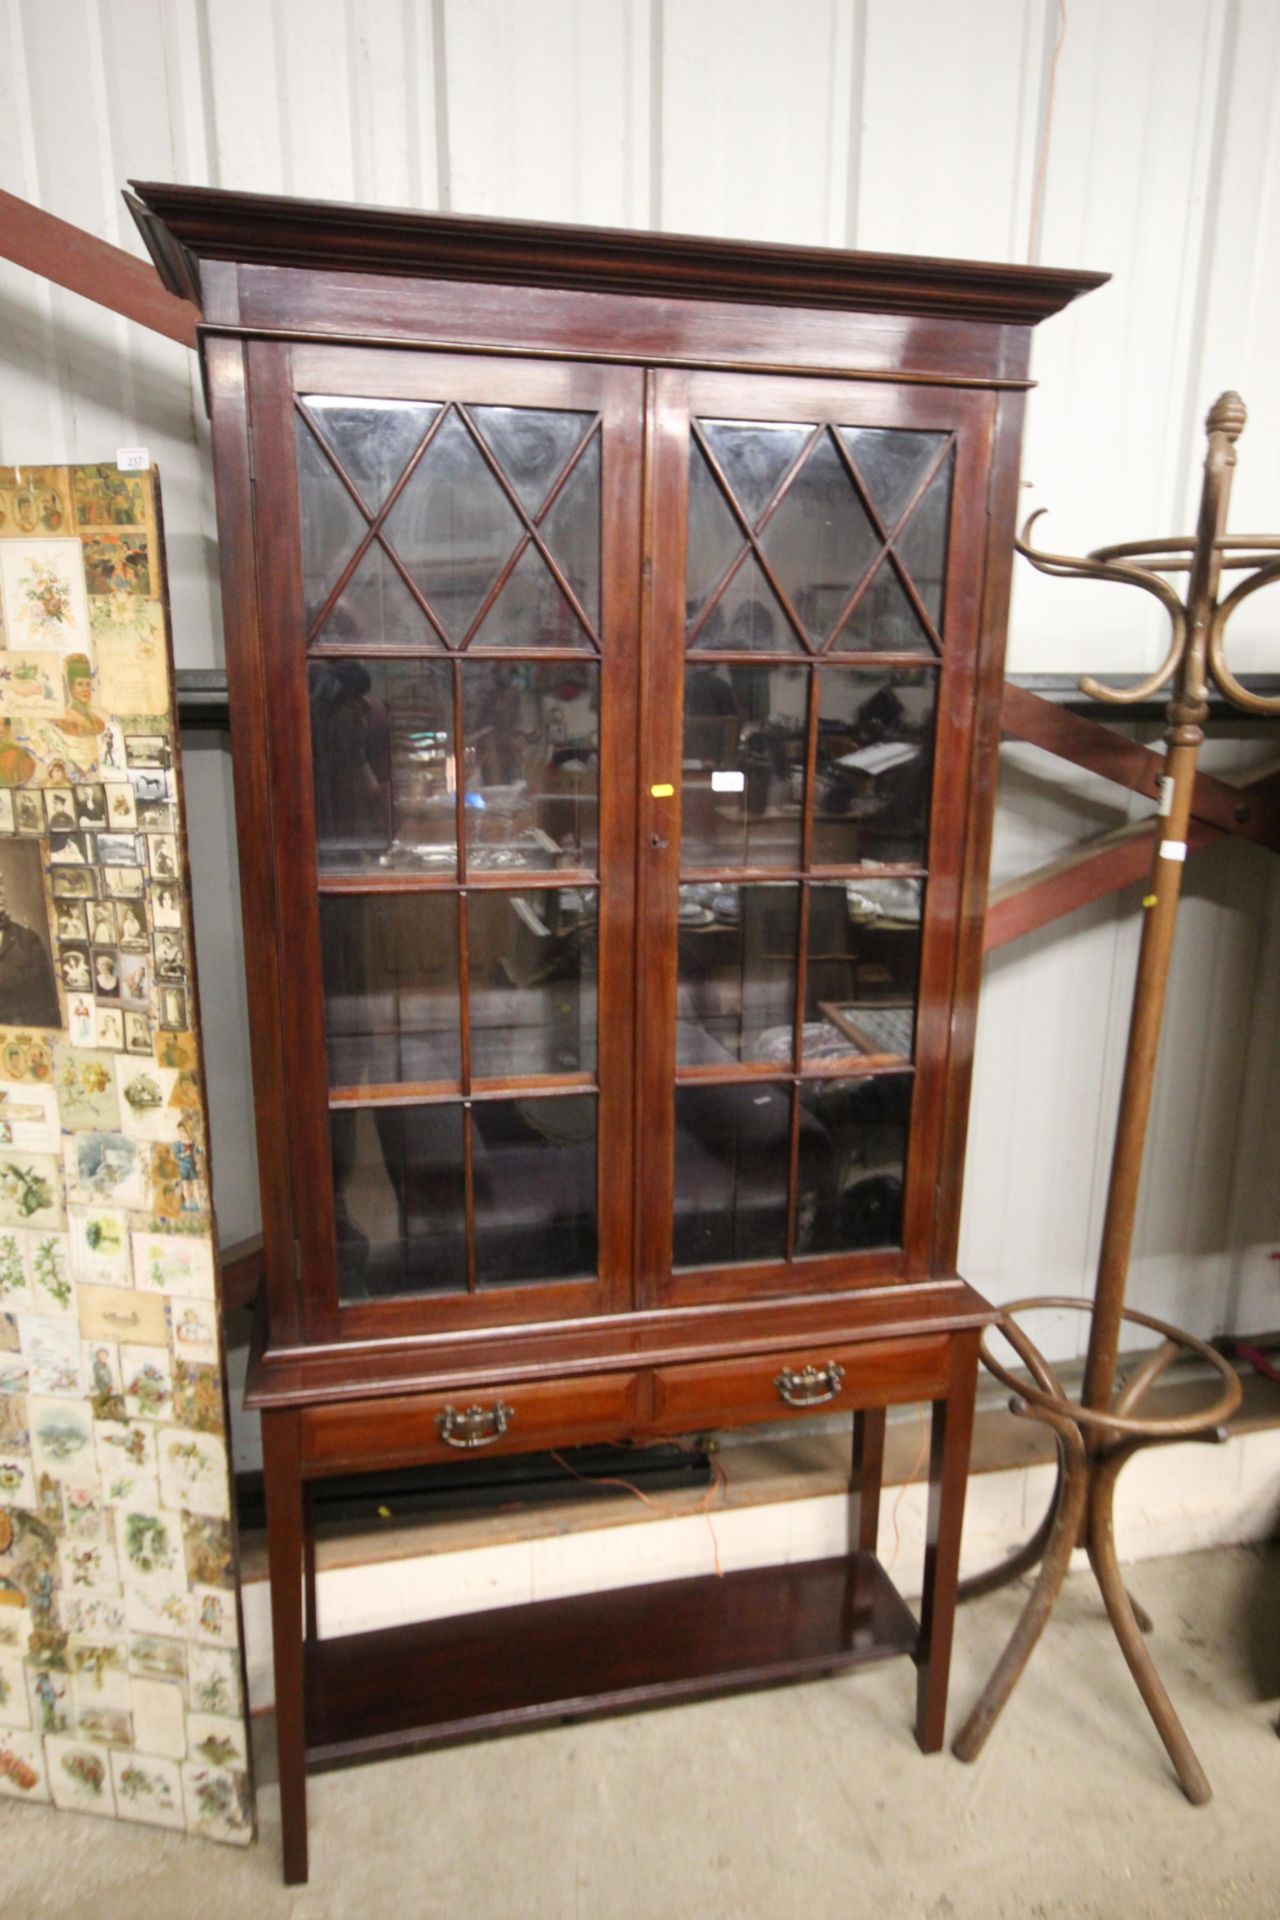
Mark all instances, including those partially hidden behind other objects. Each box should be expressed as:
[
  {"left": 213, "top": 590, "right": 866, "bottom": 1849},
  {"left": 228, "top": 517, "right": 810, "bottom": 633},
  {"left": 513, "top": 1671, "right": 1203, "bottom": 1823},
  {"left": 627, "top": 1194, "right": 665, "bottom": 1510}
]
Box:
[
  {"left": 650, "top": 782, "right": 674, "bottom": 799},
  {"left": 1143, "top": 894, "right": 1158, "bottom": 908}
]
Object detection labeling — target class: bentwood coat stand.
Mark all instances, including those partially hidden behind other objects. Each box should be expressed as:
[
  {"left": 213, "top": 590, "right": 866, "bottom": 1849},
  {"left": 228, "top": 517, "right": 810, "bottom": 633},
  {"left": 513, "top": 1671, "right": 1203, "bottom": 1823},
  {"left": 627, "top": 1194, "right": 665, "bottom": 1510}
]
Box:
[{"left": 127, "top": 182, "right": 1103, "bottom": 1882}]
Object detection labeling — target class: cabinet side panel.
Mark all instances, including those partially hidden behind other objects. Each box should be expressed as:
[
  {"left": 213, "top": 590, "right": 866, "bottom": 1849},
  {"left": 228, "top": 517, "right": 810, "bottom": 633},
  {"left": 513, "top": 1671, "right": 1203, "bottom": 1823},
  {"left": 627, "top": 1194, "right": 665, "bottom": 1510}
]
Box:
[
  {"left": 932, "top": 374, "right": 1029, "bottom": 1274},
  {"left": 205, "top": 335, "right": 302, "bottom": 1344}
]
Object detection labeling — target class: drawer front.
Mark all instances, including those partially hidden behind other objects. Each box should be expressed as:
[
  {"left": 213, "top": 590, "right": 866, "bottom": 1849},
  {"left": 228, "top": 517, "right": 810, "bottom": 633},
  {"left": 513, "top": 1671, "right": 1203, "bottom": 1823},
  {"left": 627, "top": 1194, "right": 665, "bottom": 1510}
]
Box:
[
  {"left": 301, "top": 1371, "right": 641, "bottom": 1475},
  {"left": 651, "top": 1334, "right": 951, "bottom": 1434}
]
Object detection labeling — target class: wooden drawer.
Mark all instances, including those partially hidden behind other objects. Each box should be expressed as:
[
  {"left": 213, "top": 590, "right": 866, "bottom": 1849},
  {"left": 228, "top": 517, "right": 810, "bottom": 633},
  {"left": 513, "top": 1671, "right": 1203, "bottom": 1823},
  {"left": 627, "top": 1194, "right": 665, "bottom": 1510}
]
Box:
[
  {"left": 300, "top": 1371, "right": 642, "bottom": 1476},
  {"left": 651, "top": 1334, "right": 951, "bottom": 1435}
]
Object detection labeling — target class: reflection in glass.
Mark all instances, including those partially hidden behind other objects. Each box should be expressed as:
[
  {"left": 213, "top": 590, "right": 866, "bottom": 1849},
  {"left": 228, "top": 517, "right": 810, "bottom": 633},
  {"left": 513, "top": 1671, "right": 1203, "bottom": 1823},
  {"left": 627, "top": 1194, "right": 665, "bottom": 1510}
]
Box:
[
  {"left": 676, "top": 884, "right": 797, "bottom": 1067},
  {"left": 384, "top": 410, "right": 521, "bottom": 642},
  {"left": 332, "top": 1102, "right": 467, "bottom": 1298},
  {"left": 814, "top": 669, "right": 937, "bottom": 866},
  {"left": 794, "top": 1075, "right": 911, "bottom": 1254},
  {"left": 310, "top": 657, "right": 456, "bottom": 874},
  {"left": 760, "top": 431, "right": 880, "bottom": 642},
  {"left": 472, "top": 1096, "right": 597, "bottom": 1285},
  {"left": 681, "top": 664, "right": 807, "bottom": 868},
  {"left": 838, "top": 427, "right": 945, "bottom": 530},
  {"left": 541, "top": 433, "right": 601, "bottom": 629},
  {"left": 471, "top": 545, "right": 592, "bottom": 650},
  {"left": 469, "top": 406, "right": 591, "bottom": 514},
  {"left": 306, "top": 397, "right": 440, "bottom": 512},
  {"left": 691, "top": 554, "right": 799, "bottom": 653},
  {"left": 295, "top": 418, "right": 367, "bottom": 628},
  {"left": 672, "top": 1082, "right": 791, "bottom": 1267},
  {"left": 895, "top": 449, "right": 953, "bottom": 630},
  {"left": 803, "top": 881, "right": 921, "bottom": 1064},
  {"left": 462, "top": 661, "right": 598, "bottom": 871},
  {"left": 313, "top": 544, "right": 439, "bottom": 649},
  {"left": 701, "top": 419, "right": 809, "bottom": 524},
  {"left": 685, "top": 441, "right": 743, "bottom": 626},
  {"left": 320, "top": 894, "right": 461, "bottom": 1088},
  {"left": 468, "top": 889, "right": 597, "bottom": 1077},
  {"left": 835, "top": 558, "right": 932, "bottom": 653}
]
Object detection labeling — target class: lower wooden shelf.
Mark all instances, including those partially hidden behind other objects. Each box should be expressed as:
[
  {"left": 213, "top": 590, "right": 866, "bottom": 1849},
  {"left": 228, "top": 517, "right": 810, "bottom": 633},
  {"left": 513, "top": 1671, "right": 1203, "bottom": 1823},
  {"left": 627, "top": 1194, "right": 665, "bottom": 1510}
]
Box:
[{"left": 304, "top": 1552, "right": 919, "bottom": 1769}]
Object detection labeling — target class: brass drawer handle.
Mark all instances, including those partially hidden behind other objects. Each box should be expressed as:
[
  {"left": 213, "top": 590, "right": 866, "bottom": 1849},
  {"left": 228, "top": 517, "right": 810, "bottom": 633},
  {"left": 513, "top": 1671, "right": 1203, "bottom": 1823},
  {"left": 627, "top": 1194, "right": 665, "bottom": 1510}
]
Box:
[
  {"left": 435, "top": 1401, "right": 515, "bottom": 1449},
  {"left": 774, "top": 1361, "right": 846, "bottom": 1408}
]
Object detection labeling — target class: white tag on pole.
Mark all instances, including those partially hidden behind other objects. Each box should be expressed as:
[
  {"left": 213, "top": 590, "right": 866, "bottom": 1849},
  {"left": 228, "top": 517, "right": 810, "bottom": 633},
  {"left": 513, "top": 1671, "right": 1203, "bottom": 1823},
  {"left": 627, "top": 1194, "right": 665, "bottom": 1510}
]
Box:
[
  {"left": 1159, "top": 839, "right": 1187, "bottom": 863},
  {"left": 1157, "top": 775, "right": 1174, "bottom": 817}
]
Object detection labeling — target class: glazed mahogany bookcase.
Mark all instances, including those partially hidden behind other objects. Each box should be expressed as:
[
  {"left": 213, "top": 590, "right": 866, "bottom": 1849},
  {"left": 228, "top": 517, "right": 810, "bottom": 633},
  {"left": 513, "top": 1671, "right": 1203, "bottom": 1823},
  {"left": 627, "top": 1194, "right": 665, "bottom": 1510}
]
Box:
[{"left": 129, "top": 181, "right": 1101, "bottom": 1883}]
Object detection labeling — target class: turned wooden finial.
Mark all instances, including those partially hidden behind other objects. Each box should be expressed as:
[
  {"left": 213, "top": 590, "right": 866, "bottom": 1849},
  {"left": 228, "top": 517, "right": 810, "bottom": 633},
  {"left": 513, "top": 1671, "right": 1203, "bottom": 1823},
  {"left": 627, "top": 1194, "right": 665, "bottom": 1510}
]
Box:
[{"left": 1207, "top": 391, "right": 1246, "bottom": 440}]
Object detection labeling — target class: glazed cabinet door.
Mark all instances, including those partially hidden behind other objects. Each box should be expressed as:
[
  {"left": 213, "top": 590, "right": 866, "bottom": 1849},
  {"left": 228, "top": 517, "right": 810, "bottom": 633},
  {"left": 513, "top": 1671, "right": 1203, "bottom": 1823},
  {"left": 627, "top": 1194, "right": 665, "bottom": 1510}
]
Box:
[
  {"left": 637, "top": 370, "right": 995, "bottom": 1307},
  {"left": 247, "top": 345, "right": 643, "bottom": 1340}
]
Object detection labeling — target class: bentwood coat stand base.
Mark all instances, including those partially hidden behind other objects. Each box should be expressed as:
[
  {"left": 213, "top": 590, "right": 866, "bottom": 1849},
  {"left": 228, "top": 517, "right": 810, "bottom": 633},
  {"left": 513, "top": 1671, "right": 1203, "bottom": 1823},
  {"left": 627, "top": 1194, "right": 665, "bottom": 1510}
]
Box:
[{"left": 127, "top": 180, "right": 1104, "bottom": 1882}]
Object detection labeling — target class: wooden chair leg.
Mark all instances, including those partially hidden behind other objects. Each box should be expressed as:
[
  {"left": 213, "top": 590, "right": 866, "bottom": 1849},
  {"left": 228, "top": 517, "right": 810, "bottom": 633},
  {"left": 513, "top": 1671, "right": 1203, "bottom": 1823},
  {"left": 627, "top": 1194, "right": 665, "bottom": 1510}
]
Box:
[
  {"left": 262, "top": 1408, "right": 309, "bottom": 1886},
  {"left": 914, "top": 1331, "right": 979, "bottom": 1752},
  {"left": 851, "top": 1406, "right": 887, "bottom": 1554}
]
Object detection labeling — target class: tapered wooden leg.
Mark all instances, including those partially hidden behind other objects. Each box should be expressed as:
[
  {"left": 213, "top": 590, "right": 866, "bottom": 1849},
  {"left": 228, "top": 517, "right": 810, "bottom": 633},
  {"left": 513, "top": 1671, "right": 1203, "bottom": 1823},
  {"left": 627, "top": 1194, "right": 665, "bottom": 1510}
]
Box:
[
  {"left": 851, "top": 1406, "right": 887, "bottom": 1554},
  {"left": 262, "top": 1408, "right": 308, "bottom": 1885},
  {"left": 914, "top": 1331, "right": 979, "bottom": 1752},
  {"left": 303, "top": 1484, "right": 318, "bottom": 1645}
]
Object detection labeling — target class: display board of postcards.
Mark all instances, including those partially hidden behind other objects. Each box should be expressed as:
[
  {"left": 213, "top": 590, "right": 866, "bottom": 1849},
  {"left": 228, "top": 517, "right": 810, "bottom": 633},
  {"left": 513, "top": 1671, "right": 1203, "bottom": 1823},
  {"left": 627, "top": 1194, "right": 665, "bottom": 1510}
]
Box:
[{"left": 0, "top": 465, "right": 252, "bottom": 1844}]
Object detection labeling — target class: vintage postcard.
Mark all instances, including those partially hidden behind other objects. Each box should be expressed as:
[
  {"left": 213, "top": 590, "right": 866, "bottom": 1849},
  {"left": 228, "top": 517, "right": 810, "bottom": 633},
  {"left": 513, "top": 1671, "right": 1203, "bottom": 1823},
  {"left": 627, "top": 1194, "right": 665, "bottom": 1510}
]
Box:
[
  {"left": 131, "top": 1231, "right": 215, "bottom": 1301},
  {"left": 0, "top": 653, "right": 65, "bottom": 718},
  {"left": 91, "top": 598, "right": 169, "bottom": 717},
  {"left": 0, "top": 539, "right": 91, "bottom": 651},
  {"left": 80, "top": 533, "right": 151, "bottom": 599}
]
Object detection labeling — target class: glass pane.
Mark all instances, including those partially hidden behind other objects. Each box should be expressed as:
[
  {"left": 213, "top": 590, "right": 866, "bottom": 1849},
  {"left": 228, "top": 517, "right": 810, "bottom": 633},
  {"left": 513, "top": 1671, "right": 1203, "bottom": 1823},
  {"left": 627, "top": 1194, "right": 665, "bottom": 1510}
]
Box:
[
  {"left": 309, "top": 657, "right": 456, "bottom": 875},
  {"left": 701, "top": 419, "right": 810, "bottom": 524},
  {"left": 692, "top": 553, "right": 800, "bottom": 653},
  {"left": 469, "top": 406, "right": 592, "bottom": 514},
  {"left": 312, "top": 543, "right": 440, "bottom": 649},
  {"left": 295, "top": 418, "right": 367, "bottom": 629},
  {"left": 676, "top": 883, "right": 798, "bottom": 1067},
  {"left": 472, "top": 1096, "right": 597, "bottom": 1285},
  {"left": 673, "top": 1082, "right": 791, "bottom": 1267},
  {"left": 306, "top": 397, "right": 440, "bottom": 512},
  {"left": 332, "top": 1102, "right": 467, "bottom": 1299},
  {"left": 794, "top": 1075, "right": 911, "bottom": 1254},
  {"left": 760, "top": 432, "right": 880, "bottom": 643},
  {"left": 685, "top": 442, "right": 743, "bottom": 628},
  {"left": 835, "top": 557, "right": 933, "bottom": 653},
  {"left": 540, "top": 433, "right": 601, "bottom": 630},
  {"left": 470, "top": 544, "right": 592, "bottom": 651},
  {"left": 681, "top": 663, "right": 807, "bottom": 869},
  {"left": 320, "top": 894, "right": 461, "bottom": 1088},
  {"left": 814, "top": 668, "right": 937, "bottom": 866},
  {"left": 838, "top": 427, "right": 945, "bottom": 529},
  {"left": 803, "top": 880, "right": 921, "bottom": 1064},
  {"left": 462, "top": 661, "right": 598, "bottom": 871},
  {"left": 383, "top": 410, "right": 521, "bottom": 642},
  {"left": 468, "top": 887, "right": 597, "bottom": 1077},
  {"left": 895, "top": 450, "right": 954, "bottom": 630}
]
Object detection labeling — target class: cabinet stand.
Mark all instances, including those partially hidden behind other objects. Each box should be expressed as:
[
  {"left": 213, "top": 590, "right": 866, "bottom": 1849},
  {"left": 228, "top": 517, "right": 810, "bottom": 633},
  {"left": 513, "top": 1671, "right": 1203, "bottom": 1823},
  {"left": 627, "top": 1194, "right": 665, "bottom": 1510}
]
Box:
[{"left": 262, "top": 1334, "right": 977, "bottom": 1886}]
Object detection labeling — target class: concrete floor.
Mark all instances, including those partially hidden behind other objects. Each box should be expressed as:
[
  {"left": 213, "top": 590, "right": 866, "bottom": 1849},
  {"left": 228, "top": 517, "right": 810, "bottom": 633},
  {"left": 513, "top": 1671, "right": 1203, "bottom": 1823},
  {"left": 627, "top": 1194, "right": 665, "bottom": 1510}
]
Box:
[{"left": 5, "top": 1543, "right": 1279, "bottom": 1920}]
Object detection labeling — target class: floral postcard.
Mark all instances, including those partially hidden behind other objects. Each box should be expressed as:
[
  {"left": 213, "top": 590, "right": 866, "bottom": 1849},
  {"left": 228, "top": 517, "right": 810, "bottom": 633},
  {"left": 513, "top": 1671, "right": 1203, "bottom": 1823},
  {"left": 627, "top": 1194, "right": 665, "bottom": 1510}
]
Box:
[
  {"left": 0, "top": 540, "right": 91, "bottom": 652},
  {"left": 131, "top": 1230, "right": 215, "bottom": 1301}
]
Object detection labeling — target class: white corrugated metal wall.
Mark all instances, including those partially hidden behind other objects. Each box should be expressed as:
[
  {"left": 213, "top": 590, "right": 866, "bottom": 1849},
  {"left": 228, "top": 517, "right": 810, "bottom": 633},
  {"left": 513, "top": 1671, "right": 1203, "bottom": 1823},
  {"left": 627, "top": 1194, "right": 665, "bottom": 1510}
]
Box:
[{"left": 2, "top": 0, "right": 1278, "bottom": 1382}]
